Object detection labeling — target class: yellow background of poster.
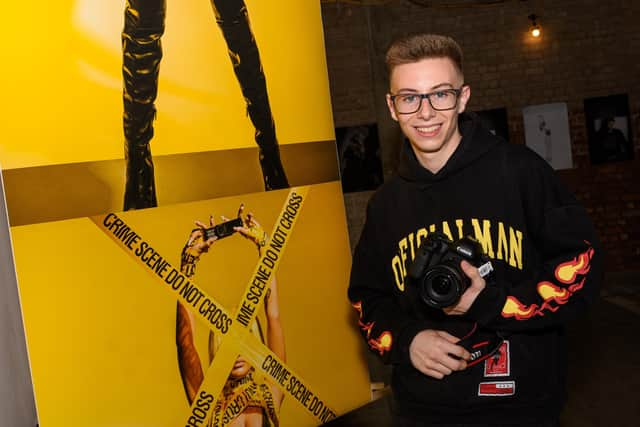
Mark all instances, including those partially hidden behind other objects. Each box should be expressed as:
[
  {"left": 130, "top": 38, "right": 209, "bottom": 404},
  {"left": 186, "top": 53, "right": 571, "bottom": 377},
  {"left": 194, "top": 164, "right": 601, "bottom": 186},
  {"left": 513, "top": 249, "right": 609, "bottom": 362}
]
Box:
[
  {"left": 0, "top": 0, "right": 334, "bottom": 169},
  {"left": 12, "top": 182, "right": 369, "bottom": 426}
]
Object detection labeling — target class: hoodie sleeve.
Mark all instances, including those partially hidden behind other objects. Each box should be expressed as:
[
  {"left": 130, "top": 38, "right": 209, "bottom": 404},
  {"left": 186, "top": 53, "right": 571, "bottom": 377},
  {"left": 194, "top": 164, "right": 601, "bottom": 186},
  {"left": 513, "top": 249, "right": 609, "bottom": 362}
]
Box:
[
  {"left": 466, "top": 149, "right": 603, "bottom": 332},
  {"left": 348, "top": 199, "right": 436, "bottom": 365}
]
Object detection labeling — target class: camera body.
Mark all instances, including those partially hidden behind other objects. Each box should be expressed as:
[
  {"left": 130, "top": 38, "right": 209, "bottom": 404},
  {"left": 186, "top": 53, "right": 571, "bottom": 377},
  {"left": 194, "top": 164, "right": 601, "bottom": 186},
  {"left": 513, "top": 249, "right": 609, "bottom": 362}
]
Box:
[{"left": 408, "top": 232, "right": 493, "bottom": 309}]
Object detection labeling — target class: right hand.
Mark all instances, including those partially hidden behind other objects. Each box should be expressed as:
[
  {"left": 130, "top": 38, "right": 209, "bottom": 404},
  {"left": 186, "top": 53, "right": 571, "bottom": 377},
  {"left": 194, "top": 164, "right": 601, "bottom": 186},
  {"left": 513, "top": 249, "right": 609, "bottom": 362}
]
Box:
[{"left": 409, "top": 330, "right": 470, "bottom": 379}]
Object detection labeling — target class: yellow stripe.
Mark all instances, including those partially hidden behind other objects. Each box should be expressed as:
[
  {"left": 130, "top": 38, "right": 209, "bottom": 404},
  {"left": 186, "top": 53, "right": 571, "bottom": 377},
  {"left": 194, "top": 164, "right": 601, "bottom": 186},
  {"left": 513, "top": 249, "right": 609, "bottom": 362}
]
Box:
[
  {"left": 236, "top": 328, "right": 338, "bottom": 424},
  {"left": 186, "top": 333, "right": 243, "bottom": 426},
  {"left": 234, "top": 187, "right": 308, "bottom": 329}
]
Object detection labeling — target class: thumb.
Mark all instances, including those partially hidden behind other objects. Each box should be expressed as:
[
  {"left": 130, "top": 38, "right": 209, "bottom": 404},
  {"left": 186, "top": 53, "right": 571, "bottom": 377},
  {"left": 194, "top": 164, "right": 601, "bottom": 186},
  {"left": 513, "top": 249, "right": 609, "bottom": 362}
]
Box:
[
  {"left": 460, "top": 260, "right": 486, "bottom": 291},
  {"left": 460, "top": 260, "right": 480, "bottom": 280}
]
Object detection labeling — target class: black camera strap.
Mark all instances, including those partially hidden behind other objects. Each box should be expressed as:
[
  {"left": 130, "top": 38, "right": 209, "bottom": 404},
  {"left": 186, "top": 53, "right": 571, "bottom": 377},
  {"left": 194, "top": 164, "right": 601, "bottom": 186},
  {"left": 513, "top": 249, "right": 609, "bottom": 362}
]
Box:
[{"left": 456, "top": 322, "right": 504, "bottom": 367}]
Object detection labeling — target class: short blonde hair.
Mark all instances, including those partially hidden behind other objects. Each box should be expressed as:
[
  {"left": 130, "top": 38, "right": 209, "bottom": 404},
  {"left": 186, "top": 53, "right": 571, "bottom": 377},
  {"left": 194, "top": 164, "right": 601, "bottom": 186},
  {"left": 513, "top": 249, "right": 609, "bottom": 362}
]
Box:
[{"left": 385, "top": 33, "right": 464, "bottom": 78}]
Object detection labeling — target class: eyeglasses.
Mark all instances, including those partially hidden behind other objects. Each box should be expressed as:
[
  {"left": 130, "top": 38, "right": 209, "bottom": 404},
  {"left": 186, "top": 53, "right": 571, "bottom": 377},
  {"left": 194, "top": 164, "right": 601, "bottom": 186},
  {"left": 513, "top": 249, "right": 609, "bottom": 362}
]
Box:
[{"left": 389, "top": 88, "right": 464, "bottom": 114}]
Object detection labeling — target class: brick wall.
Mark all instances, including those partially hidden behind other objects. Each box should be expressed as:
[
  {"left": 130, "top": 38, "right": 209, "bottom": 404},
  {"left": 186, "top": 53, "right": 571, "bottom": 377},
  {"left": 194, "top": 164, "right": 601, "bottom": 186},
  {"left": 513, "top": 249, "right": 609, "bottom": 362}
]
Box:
[{"left": 321, "top": 0, "right": 640, "bottom": 273}]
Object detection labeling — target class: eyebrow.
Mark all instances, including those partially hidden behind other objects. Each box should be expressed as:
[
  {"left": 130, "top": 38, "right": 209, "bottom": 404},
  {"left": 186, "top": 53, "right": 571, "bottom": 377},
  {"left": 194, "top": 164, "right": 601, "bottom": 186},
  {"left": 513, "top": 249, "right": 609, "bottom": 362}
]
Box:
[{"left": 394, "top": 83, "right": 456, "bottom": 93}]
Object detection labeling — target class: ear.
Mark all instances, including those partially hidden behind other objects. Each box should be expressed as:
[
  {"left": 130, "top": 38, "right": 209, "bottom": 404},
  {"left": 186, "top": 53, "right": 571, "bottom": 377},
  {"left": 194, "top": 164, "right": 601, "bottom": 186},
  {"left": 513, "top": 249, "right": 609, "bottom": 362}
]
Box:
[
  {"left": 457, "top": 85, "right": 471, "bottom": 113},
  {"left": 386, "top": 93, "right": 399, "bottom": 122}
]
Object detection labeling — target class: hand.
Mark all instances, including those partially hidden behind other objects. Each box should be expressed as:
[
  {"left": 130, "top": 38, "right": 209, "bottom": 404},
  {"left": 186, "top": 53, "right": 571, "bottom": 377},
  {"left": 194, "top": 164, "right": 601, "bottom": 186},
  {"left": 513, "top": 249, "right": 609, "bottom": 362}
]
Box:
[
  {"left": 409, "top": 330, "right": 470, "bottom": 379},
  {"left": 443, "top": 260, "right": 486, "bottom": 316},
  {"left": 183, "top": 215, "right": 218, "bottom": 258},
  {"left": 226, "top": 204, "right": 268, "bottom": 251}
]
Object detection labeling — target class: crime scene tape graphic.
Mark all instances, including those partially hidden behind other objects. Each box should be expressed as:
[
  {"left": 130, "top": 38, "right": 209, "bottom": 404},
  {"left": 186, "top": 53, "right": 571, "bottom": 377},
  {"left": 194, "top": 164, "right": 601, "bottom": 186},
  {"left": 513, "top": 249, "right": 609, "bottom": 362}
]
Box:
[
  {"left": 91, "top": 187, "right": 338, "bottom": 425},
  {"left": 236, "top": 327, "right": 338, "bottom": 423},
  {"left": 94, "top": 212, "right": 234, "bottom": 334}
]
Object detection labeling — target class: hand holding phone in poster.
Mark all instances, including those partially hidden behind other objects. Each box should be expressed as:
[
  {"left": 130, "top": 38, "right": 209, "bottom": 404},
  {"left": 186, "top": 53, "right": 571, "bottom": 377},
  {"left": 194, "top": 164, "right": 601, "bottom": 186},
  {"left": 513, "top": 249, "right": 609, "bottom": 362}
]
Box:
[{"left": 184, "top": 203, "right": 260, "bottom": 258}]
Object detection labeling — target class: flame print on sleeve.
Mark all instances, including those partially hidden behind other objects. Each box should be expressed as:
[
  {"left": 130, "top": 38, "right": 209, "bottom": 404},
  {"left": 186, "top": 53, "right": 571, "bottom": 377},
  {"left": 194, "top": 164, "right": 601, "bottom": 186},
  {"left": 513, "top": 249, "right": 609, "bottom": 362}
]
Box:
[
  {"left": 501, "top": 246, "right": 594, "bottom": 320},
  {"left": 368, "top": 332, "right": 393, "bottom": 356},
  {"left": 352, "top": 301, "right": 393, "bottom": 356},
  {"left": 555, "top": 248, "right": 594, "bottom": 284}
]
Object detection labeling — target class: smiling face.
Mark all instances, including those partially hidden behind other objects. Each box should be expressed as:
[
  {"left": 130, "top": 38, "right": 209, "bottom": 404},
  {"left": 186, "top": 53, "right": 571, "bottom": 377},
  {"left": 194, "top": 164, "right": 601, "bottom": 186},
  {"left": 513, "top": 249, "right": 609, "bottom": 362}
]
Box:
[{"left": 386, "top": 57, "right": 470, "bottom": 173}]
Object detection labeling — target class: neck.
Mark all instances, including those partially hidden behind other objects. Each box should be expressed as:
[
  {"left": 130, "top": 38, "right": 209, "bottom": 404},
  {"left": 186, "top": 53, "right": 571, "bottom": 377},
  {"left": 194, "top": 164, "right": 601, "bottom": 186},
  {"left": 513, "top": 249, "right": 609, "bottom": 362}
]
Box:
[{"left": 414, "top": 130, "right": 463, "bottom": 174}]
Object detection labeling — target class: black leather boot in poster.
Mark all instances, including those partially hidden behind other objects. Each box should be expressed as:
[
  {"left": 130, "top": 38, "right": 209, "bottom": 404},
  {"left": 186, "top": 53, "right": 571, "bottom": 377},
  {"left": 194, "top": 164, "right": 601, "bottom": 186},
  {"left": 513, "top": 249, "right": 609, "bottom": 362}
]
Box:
[
  {"left": 121, "top": 0, "right": 165, "bottom": 210},
  {"left": 211, "top": 0, "right": 290, "bottom": 191}
]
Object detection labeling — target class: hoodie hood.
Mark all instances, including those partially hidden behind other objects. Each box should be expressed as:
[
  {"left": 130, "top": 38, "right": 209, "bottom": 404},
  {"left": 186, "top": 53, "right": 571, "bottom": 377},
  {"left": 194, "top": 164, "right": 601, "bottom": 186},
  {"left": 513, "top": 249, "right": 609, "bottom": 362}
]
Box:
[{"left": 397, "top": 112, "right": 501, "bottom": 184}]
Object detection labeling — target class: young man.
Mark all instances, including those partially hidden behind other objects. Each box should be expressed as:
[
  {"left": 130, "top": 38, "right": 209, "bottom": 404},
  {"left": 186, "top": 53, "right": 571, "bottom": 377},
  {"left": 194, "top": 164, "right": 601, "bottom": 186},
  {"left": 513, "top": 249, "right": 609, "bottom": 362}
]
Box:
[{"left": 348, "top": 34, "right": 602, "bottom": 426}]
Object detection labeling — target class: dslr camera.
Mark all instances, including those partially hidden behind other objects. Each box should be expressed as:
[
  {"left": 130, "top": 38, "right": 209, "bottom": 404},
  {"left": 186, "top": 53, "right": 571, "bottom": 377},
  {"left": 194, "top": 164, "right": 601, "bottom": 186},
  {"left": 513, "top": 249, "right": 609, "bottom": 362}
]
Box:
[{"left": 408, "top": 232, "right": 494, "bottom": 309}]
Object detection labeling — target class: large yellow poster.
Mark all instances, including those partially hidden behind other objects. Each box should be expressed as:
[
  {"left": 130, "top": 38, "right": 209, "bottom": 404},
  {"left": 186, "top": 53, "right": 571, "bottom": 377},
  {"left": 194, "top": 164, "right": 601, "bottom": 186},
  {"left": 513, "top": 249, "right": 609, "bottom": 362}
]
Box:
[{"left": 1, "top": 1, "right": 371, "bottom": 426}]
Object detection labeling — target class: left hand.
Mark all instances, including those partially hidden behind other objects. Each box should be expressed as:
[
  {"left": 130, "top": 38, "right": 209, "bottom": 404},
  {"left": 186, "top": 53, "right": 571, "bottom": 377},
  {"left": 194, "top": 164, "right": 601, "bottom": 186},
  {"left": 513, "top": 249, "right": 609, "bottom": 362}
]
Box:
[{"left": 443, "top": 260, "right": 486, "bottom": 315}]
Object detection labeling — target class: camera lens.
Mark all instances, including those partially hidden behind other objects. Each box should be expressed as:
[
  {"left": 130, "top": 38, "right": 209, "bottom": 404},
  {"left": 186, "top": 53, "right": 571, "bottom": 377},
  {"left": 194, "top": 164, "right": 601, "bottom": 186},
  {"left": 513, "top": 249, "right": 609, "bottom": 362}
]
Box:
[
  {"left": 420, "top": 264, "right": 466, "bottom": 309},
  {"left": 432, "top": 275, "right": 452, "bottom": 296}
]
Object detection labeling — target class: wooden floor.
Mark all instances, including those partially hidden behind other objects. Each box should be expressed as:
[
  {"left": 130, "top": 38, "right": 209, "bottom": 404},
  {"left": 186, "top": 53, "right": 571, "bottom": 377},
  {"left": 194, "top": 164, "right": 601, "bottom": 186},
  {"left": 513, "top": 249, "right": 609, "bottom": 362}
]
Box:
[{"left": 326, "top": 278, "right": 640, "bottom": 427}]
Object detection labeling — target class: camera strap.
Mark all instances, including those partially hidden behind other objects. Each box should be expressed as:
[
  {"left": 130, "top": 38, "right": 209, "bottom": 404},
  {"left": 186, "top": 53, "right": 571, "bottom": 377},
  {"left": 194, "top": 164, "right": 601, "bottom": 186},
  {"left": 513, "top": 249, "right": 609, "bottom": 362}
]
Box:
[{"left": 456, "top": 322, "right": 504, "bottom": 367}]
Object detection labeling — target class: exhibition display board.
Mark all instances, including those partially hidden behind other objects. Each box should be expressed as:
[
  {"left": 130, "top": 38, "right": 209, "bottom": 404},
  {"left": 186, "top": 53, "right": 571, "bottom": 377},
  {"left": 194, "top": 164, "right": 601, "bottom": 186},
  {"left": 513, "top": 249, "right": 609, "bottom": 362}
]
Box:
[{"left": 1, "top": 1, "right": 371, "bottom": 426}]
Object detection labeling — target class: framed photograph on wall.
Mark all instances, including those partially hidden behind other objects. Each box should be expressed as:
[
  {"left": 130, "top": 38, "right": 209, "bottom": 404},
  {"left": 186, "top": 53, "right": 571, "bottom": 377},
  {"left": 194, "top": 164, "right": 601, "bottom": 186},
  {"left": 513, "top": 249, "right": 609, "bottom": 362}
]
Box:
[
  {"left": 335, "top": 124, "right": 384, "bottom": 193},
  {"left": 522, "top": 102, "right": 574, "bottom": 170},
  {"left": 584, "top": 94, "right": 634, "bottom": 164},
  {"left": 473, "top": 107, "right": 509, "bottom": 142}
]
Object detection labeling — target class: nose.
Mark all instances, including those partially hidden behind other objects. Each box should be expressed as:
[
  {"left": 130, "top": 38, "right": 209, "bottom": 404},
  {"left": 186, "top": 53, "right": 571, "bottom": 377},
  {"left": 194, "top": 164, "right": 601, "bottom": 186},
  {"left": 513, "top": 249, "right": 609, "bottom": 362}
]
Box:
[{"left": 416, "top": 95, "right": 436, "bottom": 119}]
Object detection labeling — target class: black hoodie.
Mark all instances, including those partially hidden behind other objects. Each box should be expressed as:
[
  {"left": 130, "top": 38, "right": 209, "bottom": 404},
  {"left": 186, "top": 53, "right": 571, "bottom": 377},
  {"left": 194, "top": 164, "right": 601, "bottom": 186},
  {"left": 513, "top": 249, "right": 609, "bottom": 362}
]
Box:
[{"left": 348, "top": 113, "right": 602, "bottom": 424}]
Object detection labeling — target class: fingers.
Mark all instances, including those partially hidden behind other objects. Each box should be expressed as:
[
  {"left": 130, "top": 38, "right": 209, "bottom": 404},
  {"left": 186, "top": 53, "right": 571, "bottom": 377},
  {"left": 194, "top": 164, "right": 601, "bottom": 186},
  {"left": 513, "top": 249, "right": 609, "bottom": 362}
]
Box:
[
  {"left": 423, "top": 368, "right": 446, "bottom": 380},
  {"left": 418, "top": 352, "right": 467, "bottom": 379},
  {"left": 445, "top": 343, "right": 471, "bottom": 363},
  {"left": 417, "top": 360, "right": 455, "bottom": 379},
  {"left": 246, "top": 212, "right": 261, "bottom": 228},
  {"left": 460, "top": 261, "right": 486, "bottom": 298},
  {"left": 460, "top": 260, "right": 482, "bottom": 283},
  {"left": 434, "top": 332, "right": 471, "bottom": 361},
  {"left": 185, "top": 231, "right": 201, "bottom": 247},
  {"left": 435, "top": 330, "right": 462, "bottom": 344},
  {"left": 237, "top": 203, "right": 245, "bottom": 218},
  {"left": 199, "top": 238, "right": 214, "bottom": 253},
  {"left": 188, "top": 218, "right": 218, "bottom": 253},
  {"left": 437, "top": 341, "right": 470, "bottom": 367},
  {"left": 410, "top": 330, "right": 470, "bottom": 380},
  {"left": 433, "top": 362, "right": 454, "bottom": 376}
]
